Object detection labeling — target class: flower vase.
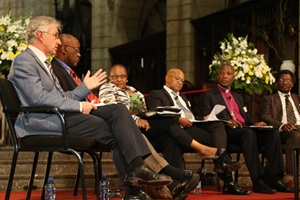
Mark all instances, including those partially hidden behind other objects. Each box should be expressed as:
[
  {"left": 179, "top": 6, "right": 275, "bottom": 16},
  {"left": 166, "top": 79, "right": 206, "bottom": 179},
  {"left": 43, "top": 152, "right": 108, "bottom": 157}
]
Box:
[{"left": 280, "top": 60, "right": 295, "bottom": 73}]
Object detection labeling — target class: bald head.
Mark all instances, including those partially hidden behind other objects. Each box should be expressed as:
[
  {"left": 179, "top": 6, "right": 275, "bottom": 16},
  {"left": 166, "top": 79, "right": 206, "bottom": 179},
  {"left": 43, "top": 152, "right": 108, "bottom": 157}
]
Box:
[
  {"left": 165, "top": 68, "right": 185, "bottom": 92},
  {"left": 55, "top": 33, "right": 81, "bottom": 67}
]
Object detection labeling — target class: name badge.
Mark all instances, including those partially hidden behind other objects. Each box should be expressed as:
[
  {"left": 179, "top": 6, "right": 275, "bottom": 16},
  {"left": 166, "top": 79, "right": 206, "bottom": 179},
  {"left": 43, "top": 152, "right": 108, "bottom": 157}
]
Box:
[{"left": 243, "top": 106, "right": 248, "bottom": 112}]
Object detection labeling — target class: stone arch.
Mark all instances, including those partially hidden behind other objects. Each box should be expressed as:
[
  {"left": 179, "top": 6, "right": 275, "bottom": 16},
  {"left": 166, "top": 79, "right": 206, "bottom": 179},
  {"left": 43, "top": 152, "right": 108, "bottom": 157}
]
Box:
[{"left": 113, "top": 0, "right": 163, "bottom": 42}]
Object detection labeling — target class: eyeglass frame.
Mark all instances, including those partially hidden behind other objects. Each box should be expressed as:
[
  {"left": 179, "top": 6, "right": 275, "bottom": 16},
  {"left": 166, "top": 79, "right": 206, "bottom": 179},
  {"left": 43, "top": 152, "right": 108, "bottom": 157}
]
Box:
[
  {"left": 110, "top": 75, "right": 128, "bottom": 80},
  {"left": 43, "top": 31, "right": 60, "bottom": 39},
  {"left": 65, "top": 45, "right": 80, "bottom": 53},
  {"left": 167, "top": 75, "right": 185, "bottom": 84},
  {"left": 279, "top": 78, "right": 292, "bottom": 83}
]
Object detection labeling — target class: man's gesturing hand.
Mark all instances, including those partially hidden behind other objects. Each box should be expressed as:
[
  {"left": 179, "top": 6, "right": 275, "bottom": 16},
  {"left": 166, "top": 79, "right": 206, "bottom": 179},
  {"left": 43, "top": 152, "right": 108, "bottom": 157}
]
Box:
[{"left": 83, "top": 69, "right": 107, "bottom": 90}]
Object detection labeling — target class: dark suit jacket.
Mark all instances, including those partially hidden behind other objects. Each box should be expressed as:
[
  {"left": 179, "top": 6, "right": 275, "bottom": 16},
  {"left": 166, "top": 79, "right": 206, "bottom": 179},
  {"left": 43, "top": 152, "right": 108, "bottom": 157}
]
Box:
[
  {"left": 260, "top": 92, "right": 300, "bottom": 129},
  {"left": 147, "top": 88, "right": 197, "bottom": 120},
  {"left": 51, "top": 58, "right": 87, "bottom": 101},
  {"left": 51, "top": 58, "right": 78, "bottom": 92},
  {"left": 199, "top": 87, "right": 255, "bottom": 125}
]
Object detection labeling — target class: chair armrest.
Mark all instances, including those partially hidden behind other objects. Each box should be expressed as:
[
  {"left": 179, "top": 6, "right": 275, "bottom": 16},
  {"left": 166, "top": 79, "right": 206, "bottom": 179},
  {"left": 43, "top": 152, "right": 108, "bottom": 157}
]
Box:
[{"left": 5, "top": 105, "right": 68, "bottom": 150}]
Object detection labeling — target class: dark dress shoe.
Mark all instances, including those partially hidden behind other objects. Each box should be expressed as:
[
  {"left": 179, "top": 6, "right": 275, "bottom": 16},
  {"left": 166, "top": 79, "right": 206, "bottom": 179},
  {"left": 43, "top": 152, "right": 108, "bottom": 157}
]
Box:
[
  {"left": 123, "top": 190, "right": 154, "bottom": 200},
  {"left": 124, "top": 164, "right": 173, "bottom": 186},
  {"left": 252, "top": 178, "right": 276, "bottom": 194},
  {"left": 223, "top": 181, "right": 252, "bottom": 195},
  {"left": 213, "top": 153, "right": 244, "bottom": 173},
  {"left": 269, "top": 179, "right": 294, "bottom": 193},
  {"left": 171, "top": 172, "right": 200, "bottom": 200},
  {"left": 185, "top": 168, "right": 207, "bottom": 182}
]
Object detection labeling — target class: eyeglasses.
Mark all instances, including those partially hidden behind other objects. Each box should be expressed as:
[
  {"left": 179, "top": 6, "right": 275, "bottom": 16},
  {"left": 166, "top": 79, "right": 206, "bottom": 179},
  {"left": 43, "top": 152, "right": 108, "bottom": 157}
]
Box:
[
  {"left": 279, "top": 78, "right": 292, "bottom": 83},
  {"left": 65, "top": 45, "right": 80, "bottom": 53},
  {"left": 43, "top": 31, "right": 59, "bottom": 39},
  {"left": 110, "top": 75, "right": 127, "bottom": 80},
  {"left": 168, "top": 75, "right": 185, "bottom": 84}
]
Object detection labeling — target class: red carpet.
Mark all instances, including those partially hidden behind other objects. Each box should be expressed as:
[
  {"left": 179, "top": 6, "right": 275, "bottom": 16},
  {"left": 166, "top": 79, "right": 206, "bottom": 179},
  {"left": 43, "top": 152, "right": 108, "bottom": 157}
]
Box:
[{"left": 0, "top": 186, "right": 296, "bottom": 200}]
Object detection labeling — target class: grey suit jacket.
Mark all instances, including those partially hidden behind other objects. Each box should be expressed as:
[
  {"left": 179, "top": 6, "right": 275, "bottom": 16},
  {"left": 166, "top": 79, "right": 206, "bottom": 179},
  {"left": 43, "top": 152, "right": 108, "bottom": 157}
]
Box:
[
  {"left": 260, "top": 92, "right": 300, "bottom": 128},
  {"left": 9, "top": 48, "right": 90, "bottom": 137}
]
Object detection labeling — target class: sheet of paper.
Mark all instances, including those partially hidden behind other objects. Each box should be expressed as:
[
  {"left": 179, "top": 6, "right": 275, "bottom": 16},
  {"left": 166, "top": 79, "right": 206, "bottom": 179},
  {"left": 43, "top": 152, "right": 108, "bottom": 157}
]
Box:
[
  {"left": 249, "top": 125, "right": 273, "bottom": 128},
  {"left": 156, "top": 106, "right": 180, "bottom": 110},
  {"left": 95, "top": 103, "right": 106, "bottom": 107},
  {"left": 192, "top": 104, "right": 228, "bottom": 123},
  {"left": 157, "top": 111, "right": 181, "bottom": 115}
]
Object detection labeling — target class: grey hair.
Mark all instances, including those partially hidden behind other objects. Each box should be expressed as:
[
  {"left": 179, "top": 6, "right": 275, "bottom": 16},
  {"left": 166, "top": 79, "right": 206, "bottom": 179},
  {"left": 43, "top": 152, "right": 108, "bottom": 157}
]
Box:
[{"left": 26, "top": 16, "right": 62, "bottom": 44}]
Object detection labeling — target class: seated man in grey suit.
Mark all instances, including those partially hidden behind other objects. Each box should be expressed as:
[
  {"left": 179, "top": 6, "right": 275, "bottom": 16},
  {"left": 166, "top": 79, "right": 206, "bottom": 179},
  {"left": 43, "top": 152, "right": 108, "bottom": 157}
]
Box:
[
  {"left": 147, "top": 68, "right": 251, "bottom": 195},
  {"left": 260, "top": 70, "right": 300, "bottom": 189},
  {"left": 8, "top": 16, "right": 172, "bottom": 200}
]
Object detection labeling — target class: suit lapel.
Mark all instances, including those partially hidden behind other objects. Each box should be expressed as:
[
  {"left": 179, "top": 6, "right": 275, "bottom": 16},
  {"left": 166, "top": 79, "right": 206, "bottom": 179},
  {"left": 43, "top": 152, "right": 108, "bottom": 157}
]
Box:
[
  {"left": 162, "top": 88, "right": 175, "bottom": 106},
  {"left": 213, "top": 87, "right": 232, "bottom": 116},
  {"left": 291, "top": 93, "right": 300, "bottom": 115},
  {"left": 273, "top": 93, "right": 283, "bottom": 119},
  {"left": 25, "top": 48, "right": 54, "bottom": 82},
  {"left": 231, "top": 92, "right": 248, "bottom": 119}
]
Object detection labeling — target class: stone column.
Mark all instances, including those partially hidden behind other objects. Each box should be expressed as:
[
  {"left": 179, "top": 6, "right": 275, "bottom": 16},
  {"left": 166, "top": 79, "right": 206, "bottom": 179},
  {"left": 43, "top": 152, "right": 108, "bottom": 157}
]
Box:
[{"left": 166, "top": 0, "right": 228, "bottom": 85}]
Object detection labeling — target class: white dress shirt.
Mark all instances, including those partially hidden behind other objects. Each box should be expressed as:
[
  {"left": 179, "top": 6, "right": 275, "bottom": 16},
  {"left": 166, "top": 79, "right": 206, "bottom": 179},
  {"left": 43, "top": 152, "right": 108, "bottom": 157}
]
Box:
[
  {"left": 278, "top": 91, "right": 300, "bottom": 130},
  {"left": 163, "top": 85, "right": 195, "bottom": 120}
]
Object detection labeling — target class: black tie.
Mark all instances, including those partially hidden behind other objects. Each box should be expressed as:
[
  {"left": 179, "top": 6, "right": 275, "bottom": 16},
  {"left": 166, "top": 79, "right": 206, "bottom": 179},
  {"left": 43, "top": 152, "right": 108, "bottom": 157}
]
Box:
[
  {"left": 285, "top": 94, "right": 296, "bottom": 125},
  {"left": 45, "top": 59, "right": 67, "bottom": 97}
]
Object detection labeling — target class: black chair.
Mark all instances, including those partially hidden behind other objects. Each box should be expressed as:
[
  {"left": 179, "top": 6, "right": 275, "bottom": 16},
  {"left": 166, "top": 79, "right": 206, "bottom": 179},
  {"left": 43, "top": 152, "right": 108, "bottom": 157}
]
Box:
[{"left": 0, "top": 78, "right": 109, "bottom": 200}]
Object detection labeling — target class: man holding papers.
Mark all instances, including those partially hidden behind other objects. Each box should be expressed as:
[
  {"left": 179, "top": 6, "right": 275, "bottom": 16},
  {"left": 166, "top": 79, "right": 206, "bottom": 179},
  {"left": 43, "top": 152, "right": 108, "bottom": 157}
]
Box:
[
  {"left": 199, "top": 64, "right": 293, "bottom": 194},
  {"left": 147, "top": 68, "right": 250, "bottom": 195},
  {"left": 260, "top": 70, "right": 300, "bottom": 189}
]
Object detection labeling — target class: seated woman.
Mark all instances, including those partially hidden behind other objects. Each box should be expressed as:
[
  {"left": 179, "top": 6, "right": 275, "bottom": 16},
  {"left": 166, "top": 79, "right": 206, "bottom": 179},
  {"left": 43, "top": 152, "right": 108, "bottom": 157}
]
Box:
[{"left": 99, "top": 64, "right": 242, "bottom": 172}]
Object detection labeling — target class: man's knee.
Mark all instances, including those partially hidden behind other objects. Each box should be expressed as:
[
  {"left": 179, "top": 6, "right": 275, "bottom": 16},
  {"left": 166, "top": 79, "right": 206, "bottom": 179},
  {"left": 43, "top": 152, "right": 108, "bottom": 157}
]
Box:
[{"left": 286, "top": 131, "right": 300, "bottom": 144}]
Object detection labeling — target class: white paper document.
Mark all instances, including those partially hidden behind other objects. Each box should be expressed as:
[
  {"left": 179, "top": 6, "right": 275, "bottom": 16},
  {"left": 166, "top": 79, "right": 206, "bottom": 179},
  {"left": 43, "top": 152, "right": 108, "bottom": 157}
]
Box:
[
  {"left": 192, "top": 104, "right": 229, "bottom": 123},
  {"left": 95, "top": 103, "right": 107, "bottom": 107}
]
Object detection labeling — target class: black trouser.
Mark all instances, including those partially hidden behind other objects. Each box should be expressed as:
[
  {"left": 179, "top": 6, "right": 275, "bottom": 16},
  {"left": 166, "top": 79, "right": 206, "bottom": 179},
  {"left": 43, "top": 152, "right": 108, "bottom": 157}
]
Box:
[
  {"left": 65, "top": 104, "right": 151, "bottom": 193},
  {"left": 227, "top": 127, "right": 284, "bottom": 181}
]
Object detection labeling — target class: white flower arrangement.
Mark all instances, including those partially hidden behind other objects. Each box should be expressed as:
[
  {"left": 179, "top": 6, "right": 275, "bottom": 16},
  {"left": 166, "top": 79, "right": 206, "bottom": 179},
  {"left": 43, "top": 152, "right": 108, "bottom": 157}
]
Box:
[
  {"left": 0, "top": 12, "right": 31, "bottom": 71},
  {"left": 209, "top": 33, "right": 276, "bottom": 95}
]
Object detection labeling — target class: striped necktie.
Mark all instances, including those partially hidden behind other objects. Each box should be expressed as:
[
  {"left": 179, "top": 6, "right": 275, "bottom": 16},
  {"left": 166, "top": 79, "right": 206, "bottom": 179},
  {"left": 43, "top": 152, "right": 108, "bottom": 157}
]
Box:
[
  {"left": 69, "top": 68, "right": 101, "bottom": 104},
  {"left": 172, "top": 92, "right": 194, "bottom": 120},
  {"left": 285, "top": 94, "right": 296, "bottom": 125},
  {"left": 45, "top": 59, "right": 67, "bottom": 97}
]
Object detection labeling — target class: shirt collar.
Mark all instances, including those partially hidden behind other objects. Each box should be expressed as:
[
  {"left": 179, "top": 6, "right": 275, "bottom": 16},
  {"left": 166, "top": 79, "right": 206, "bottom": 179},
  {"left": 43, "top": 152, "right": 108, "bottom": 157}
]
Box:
[
  {"left": 28, "top": 45, "right": 48, "bottom": 65},
  {"left": 53, "top": 58, "right": 71, "bottom": 74},
  {"left": 278, "top": 90, "right": 291, "bottom": 98},
  {"left": 218, "top": 84, "right": 230, "bottom": 93},
  {"left": 164, "top": 85, "right": 179, "bottom": 97}
]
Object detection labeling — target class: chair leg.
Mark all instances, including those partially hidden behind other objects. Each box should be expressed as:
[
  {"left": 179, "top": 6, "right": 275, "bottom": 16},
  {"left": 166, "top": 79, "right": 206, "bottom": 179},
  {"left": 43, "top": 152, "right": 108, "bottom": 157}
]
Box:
[
  {"left": 234, "top": 153, "right": 241, "bottom": 183},
  {"left": 86, "top": 151, "right": 100, "bottom": 200},
  {"left": 70, "top": 149, "right": 87, "bottom": 200},
  {"left": 98, "top": 152, "right": 103, "bottom": 180},
  {"left": 216, "top": 172, "right": 221, "bottom": 191},
  {"left": 41, "top": 152, "right": 53, "bottom": 200},
  {"left": 5, "top": 150, "right": 18, "bottom": 200},
  {"left": 26, "top": 152, "right": 39, "bottom": 200},
  {"left": 74, "top": 151, "right": 84, "bottom": 196}
]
